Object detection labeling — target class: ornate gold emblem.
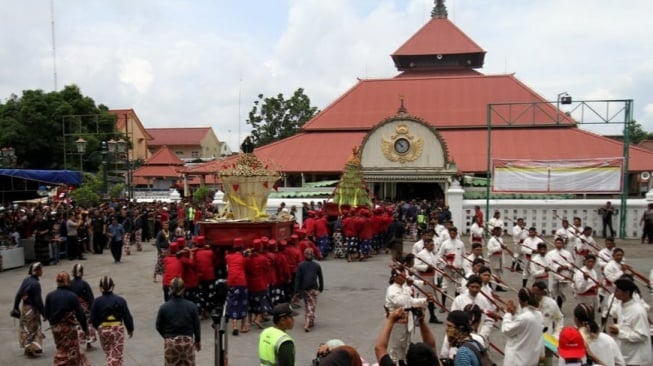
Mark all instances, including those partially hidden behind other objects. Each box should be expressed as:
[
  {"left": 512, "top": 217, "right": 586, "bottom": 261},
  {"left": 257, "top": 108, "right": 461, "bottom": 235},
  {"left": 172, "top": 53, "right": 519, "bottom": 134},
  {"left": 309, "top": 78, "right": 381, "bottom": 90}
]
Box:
[{"left": 381, "top": 123, "right": 423, "bottom": 163}]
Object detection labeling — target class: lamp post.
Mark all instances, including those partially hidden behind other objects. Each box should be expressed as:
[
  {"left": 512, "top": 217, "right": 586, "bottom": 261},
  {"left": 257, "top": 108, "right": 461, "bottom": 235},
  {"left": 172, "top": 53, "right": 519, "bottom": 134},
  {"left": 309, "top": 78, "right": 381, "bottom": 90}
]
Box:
[
  {"left": 75, "top": 137, "right": 88, "bottom": 173},
  {"left": 556, "top": 92, "right": 572, "bottom": 124},
  {"left": 0, "top": 147, "right": 17, "bottom": 168}
]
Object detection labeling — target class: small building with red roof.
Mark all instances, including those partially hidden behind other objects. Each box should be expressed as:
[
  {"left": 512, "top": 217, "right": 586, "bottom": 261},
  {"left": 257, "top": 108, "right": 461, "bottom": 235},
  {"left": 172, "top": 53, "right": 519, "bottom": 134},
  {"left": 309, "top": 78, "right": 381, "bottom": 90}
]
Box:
[
  {"left": 146, "top": 127, "right": 231, "bottom": 162},
  {"left": 132, "top": 145, "right": 185, "bottom": 189},
  {"left": 243, "top": 1, "right": 653, "bottom": 201}
]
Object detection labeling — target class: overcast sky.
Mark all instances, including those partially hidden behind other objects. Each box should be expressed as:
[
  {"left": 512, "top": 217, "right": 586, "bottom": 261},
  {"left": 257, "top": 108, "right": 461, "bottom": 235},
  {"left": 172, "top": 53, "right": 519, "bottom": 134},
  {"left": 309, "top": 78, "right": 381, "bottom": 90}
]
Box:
[{"left": 1, "top": 0, "right": 652, "bottom": 151}]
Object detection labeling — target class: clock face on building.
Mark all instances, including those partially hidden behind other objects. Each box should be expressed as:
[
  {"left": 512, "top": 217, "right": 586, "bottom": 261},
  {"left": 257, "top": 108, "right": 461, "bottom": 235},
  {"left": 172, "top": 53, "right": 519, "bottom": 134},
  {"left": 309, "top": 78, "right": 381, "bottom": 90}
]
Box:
[{"left": 394, "top": 138, "right": 410, "bottom": 154}]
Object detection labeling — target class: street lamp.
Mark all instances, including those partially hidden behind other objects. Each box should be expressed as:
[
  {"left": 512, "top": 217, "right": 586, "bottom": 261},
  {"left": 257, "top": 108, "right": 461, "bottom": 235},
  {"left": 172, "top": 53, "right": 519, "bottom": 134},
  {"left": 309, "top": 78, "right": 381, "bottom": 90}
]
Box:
[
  {"left": 75, "top": 138, "right": 88, "bottom": 173},
  {"left": 556, "top": 92, "right": 572, "bottom": 124}
]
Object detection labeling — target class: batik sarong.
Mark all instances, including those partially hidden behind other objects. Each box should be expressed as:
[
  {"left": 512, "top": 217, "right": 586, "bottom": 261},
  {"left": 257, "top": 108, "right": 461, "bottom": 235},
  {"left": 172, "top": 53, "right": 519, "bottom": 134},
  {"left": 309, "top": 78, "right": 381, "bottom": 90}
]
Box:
[
  {"left": 198, "top": 280, "right": 216, "bottom": 312},
  {"left": 99, "top": 324, "right": 125, "bottom": 366},
  {"left": 316, "top": 236, "right": 331, "bottom": 258},
  {"left": 154, "top": 251, "right": 167, "bottom": 276},
  {"left": 332, "top": 231, "right": 345, "bottom": 258},
  {"left": 134, "top": 228, "right": 143, "bottom": 251},
  {"left": 226, "top": 286, "right": 248, "bottom": 319},
  {"left": 268, "top": 284, "right": 285, "bottom": 307},
  {"left": 359, "top": 239, "right": 371, "bottom": 256},
  {"left": 164, "top": 335, "right": 195, "bottom": 366},
  {"left": 52, "top": 312, "right": 89, "bottom": 366},
  {"left": 19, "top": 304, "right": 44, "bottom": 356},
  {"left": 123, "top": 233, "right": 131, "bottom": 255},
  {"left": 78, "top": 299, "right": 97, "bottom": 346},
  {"left": 345, "top": 236, "right": 359, "bottom": 254},
  {"left": 248, "top": 290, "right": 271, "bottom": 315}
]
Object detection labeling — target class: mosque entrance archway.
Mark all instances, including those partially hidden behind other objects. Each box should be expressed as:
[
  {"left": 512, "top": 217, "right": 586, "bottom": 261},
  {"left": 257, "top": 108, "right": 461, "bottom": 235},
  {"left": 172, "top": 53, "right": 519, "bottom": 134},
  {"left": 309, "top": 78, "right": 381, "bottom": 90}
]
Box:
[{"left": 394, "top": 182, "right": 444, "bottom": 201}]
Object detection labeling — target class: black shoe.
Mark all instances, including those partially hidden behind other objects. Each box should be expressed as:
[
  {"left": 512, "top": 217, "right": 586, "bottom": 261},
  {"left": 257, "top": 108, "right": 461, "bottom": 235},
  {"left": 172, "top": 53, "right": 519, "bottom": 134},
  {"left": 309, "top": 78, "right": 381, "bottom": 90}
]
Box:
[
  {"left": 429, "top": 317, "right": 443, "bottom": 324},
  {"left": 232, "top": 329, "right": 239, "bottom": 336},
  {"left": 496, "top": 287, "right": 507, "bottom": 292}
]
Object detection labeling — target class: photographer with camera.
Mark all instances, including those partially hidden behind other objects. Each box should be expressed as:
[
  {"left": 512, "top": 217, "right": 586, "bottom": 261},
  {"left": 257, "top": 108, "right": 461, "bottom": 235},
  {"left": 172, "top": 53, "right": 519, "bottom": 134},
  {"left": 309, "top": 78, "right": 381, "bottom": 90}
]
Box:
[
  {"left": 383, "top": 269, "right": 431, "bottom": 365},
  {"left": 375, "top": 307, "right": 440, "bottom": 366}
]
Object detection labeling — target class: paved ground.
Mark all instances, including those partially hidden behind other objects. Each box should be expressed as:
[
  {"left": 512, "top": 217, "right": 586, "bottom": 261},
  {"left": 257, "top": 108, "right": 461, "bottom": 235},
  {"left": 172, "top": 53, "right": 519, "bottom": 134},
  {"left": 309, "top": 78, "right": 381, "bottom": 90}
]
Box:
[{"left": 1, "top": 236, "right": 652, "bottom": 365}]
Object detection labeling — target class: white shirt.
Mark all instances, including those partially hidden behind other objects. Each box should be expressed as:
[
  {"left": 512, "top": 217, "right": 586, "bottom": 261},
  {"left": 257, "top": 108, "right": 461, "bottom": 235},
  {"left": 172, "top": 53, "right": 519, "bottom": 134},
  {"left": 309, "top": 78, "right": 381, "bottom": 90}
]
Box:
[
  {"left": 554, "top": 225, "right": 574, "bottom": 243},
  {"left": 470, "top": 223, "right": 484, "bottom": 244},
  {"left": 597, "top": 247, "right": 614, "bottom": 269},
  {"left": 451, "top": 292, "right": 495, "bottom": 342},
  {"left": 437, "top": 238, "right": 465, "bottom": 269},
  {"left": 545, "top": 248, "right": 574, "bottom": 282},
  {"left": 512, "top": 225, "right": 528, "bottom": 247},
  {"left": 576, "top": 233, "right": 597, "bottom": 254},
  {"left": 462, "top": 253, "right": 483, "bottom": 277},
  {"left": 487, "top": 236, "right": 504, "bottom": 256},
  {"left": 385, "top": 283, "right": 427, "bottom": 333},
  {"left": 502, "top": 306, "right": 544, "bottom": 366},
  {"left": 581, "top": 330, "right": 626, "bottom": 366},
  {"left": 413, "top": 248, "right": 438, "bottom": 273},
  {"left": 522, "top": 236, "right": 543, "bottom": 255},
  {"left": 614, "top": 298, "right": 652, "bottom": 365},
  {"left": 538, "top": 296, "right": 564, "bottom": 337},
  {"left": 573, "top": 266, "right": 599, "bottom": 296},
  {"left": 529, "top": 254, "right": 549, "bottom": 279},
  {"left": 411, "top": 239, "right": 425, "bottom": 256},
  {"left": 488, "top": 217, "right": 504, "bottom": 232},
  {"left": 603, "top": 259, "right": 624, "bottom": 287}
]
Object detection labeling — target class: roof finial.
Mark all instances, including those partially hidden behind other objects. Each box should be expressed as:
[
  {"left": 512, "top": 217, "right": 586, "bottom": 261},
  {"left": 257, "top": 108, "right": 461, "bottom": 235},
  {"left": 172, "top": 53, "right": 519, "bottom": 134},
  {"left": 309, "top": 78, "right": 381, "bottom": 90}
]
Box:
[
  {"left": 431, "top": 0, "right": 448, "bottom": 19},
  {"left": 397, "top": 96, "right": 408, "bottom": 116}
]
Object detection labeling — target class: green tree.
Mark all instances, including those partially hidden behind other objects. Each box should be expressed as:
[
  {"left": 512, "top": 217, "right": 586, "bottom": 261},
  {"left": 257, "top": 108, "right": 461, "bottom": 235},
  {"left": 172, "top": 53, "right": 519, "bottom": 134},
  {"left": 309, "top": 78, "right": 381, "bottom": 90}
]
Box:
[
  {"left": 246, "top": 88, "right": 319, "bottom": 147},
  {"left": 192, "top": 185, "right": 212, "bottom": 203},
  {"left": 0, "top": 84, "right": 114, "bottom": 169},
  {"left": 627, "top": 121, "right": 653, "bottom": 144}
]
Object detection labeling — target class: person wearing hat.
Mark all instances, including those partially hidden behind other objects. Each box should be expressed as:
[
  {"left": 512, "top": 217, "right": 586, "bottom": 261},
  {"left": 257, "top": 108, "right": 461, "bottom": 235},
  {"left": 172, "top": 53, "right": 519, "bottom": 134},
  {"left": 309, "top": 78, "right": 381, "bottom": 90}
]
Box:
[
  {"left": 557, "top": 326, "right": 588, "bottom": 365},
  {"left": 608, "top": 278, "right": 652, "bottom": 365},
  {"left": 156, "top": 277, "right": 201, "bottom": 365},
  {"left": 70, "top": 263, "right": 97, "bottom": 350},
  {"left": 246, "top": 238, "right": 273, "bottom": 330},
  {"left": 90, "top": 276, "right": 135, "bottom": 366},
  {"left": 444, "top": 310, "right": 486, "bottom": 365},
  {"left": 258, "top": 303, "right": 298, "bottom": 366},
  {"left": 44, "top": 271, "right": 89, "bottom": 365},
  {"left": 572, "top": 303, "right": 624, "bottom": 366},
  {"left": 295, "top": 247, "right": 324, "bottom": 332},
  {"left": 12, "top": 262, "right": 45, "bottom": 357},
  {"left": 501, "top": 288, "right": 544, "bottom": 366},
  {"left": 314, "top": 211, "right": 331, "bottom": 258},
  {"left": 194, "top": 236, "right": 216, "bottom": 320},
  {"left": 226, "top": 238, "right": 249, "bottom": 335},
  {"left": 436, "top": 226, "right": 466, "bottom": 311}
]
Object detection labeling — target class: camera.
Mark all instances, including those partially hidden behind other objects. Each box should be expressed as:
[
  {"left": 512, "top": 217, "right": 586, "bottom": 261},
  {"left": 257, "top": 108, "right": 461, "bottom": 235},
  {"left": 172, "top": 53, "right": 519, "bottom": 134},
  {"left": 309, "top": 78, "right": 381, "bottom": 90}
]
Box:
[{"left": 404, "top": 307, "right": 424, "bottom": 317}]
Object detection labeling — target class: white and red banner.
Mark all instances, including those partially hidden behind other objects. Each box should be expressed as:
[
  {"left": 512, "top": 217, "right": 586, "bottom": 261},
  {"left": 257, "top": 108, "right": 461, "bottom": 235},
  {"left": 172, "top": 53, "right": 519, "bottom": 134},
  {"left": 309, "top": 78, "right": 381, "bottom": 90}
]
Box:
[{"left": 492, "top": 158, "right": 623, "bottom": 193}]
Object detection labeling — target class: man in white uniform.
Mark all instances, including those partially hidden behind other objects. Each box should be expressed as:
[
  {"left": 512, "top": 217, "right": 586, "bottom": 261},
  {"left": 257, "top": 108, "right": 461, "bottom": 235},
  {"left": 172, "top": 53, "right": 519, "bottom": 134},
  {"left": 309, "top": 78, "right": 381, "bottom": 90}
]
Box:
[
  {"left": 487, "top": 211, "right": 504, "bottom": 234},
  {"left": 412, "top": 238, "right": 442, "bottom": 324},
  {"left": 502, "top": 288, "right": 544, "bottom": 366},
  {"left": 462, "top": 243, "right": 484, "bottom": 278},
  {"left": 545, "top": 237, "right": 574, "bottom": 309},
  {"left": 601, "top": 248, "right": 625, "bottom": 320},
  {"left": 511, "top": 218, "right": 528, "bottom": 272},
  {"left": 573, "top": 254, "right": 599, "bottom": 309},
  {"left": 486, "top": 226, "right": 507, "bottom": 292},
  {"left": 608, "top": 278, "right": 652, "bottom": 365},
  {"left": 437, "top": 227, "right": 465, "bottom": 312},
  {"left": 576, "top": 226, "right": 598, "bottom": 267},
  {"left": 521, "top": 227, "right": 543, "bottom": 288},
  {"left": 411, "top": 229, "right": 435, "bottom": 256}
]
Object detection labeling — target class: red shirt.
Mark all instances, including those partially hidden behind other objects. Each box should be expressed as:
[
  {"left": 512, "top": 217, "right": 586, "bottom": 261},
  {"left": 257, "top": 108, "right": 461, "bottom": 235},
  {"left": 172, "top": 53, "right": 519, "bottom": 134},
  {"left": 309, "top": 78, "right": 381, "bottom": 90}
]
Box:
[
  {"left": 274, "top": 251, "right": 291, "bottom": 284},
  {"left": 314, "top": 217, "right": 329, "bottom": 237},
  {"left": 181, "top": 255, "right": 199, "bottom": 289},
  {"left": 371, "top": 214, "right": 384, "bottom": 235},
  {"left": 262, "top": 252, "right": 278, "bottom": 285},
  {"left": 162, "top": 255, "right": 185, "bottom": 286},
  {"left": 282, "top": 246, "right": 301, "bottom": 274},
  {"left": 246, "top": 253, "right": 270, "bottom": 292},
  {"left": 195, "top": 248, "right": 215, "bottom": 281},
  {"left": 342, "top": 216, "right": 357, "bottom": 237},
  {"left": 358, "top": 216, "right": 373, "bottom": 240},
  {"left": 225, "top": 252, "right": 247, "bottom": 287},
  {"left": 303, "top": 217, "right": 316, "bottom": 237}
]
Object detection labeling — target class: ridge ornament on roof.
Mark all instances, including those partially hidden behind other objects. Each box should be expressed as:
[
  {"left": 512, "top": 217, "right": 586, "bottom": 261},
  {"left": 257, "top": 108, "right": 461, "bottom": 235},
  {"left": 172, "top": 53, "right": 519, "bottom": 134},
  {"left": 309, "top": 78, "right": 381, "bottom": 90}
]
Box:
[{"left": 432, "top": 0, "right": 448, "bottom": 19}]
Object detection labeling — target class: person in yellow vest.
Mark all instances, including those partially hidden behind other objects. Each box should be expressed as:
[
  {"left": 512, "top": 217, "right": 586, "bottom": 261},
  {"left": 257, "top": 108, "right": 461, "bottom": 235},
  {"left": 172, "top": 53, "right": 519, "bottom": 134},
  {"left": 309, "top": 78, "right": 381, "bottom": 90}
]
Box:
[{"left": 259, "top": 303, "right": 298, "bottom": 366}]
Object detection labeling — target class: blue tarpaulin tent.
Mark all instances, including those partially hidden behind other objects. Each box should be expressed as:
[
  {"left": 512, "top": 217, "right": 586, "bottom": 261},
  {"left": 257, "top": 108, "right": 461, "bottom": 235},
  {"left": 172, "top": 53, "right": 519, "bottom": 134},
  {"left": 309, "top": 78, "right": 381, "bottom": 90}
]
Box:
[{"left": 0, "top": 169, "right": 82, "bottom": 202}]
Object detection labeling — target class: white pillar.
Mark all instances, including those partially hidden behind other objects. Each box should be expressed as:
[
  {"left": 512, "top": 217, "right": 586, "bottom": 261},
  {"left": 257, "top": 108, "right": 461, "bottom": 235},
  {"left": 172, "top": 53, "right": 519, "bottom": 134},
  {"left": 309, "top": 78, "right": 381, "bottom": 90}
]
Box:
[{"left": 447, "top": 179, "right": 465, "bottom": 231}]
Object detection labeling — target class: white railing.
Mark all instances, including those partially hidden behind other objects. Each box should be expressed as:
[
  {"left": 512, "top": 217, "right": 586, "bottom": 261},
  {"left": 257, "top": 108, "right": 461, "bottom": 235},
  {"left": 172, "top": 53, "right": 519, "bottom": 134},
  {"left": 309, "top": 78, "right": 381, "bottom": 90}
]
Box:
[{"left": 462, "top": 199, "right": 647, "bottom": 239}]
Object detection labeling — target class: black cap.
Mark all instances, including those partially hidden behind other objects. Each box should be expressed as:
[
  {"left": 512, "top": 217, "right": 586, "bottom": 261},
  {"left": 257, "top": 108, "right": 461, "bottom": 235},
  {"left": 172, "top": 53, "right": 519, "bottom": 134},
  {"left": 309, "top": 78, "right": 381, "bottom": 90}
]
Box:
[{"left": 272, "top": 303, "right": 298, "bottom": 322}]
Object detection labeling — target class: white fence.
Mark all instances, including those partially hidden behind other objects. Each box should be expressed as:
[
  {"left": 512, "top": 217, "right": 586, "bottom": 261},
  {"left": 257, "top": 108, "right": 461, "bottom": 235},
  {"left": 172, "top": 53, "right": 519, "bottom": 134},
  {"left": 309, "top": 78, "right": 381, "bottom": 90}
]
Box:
[{"left": 462, "top": 199, "right": 648, "bottom": 239}]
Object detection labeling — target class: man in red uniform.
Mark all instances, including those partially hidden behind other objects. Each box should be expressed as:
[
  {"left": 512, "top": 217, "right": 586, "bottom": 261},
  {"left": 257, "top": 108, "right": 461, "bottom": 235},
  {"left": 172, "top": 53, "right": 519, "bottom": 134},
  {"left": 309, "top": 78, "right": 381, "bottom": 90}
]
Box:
[
  {"left": 314, "top": 212, "right": 331, "bottom": 258},
  {"left": 342, "top": 211, "right": 359, "bottom": 262},
  {"left": 162, "top": 241, "right": 191, "bottom": 302},
  {"left": 282, "top": 236, "right": 301, "bottom": 304},
  {"left": 357, "top": 208, "right": 373, "bottom": 261},
  {"left": 370, "top": 207, "right": 385, "bottom": 255},
  {"left": 180, "top": 239, "right": 200, "bottom": 310},
  {"left": 298, "top": 230, "right": 322, "bottom": 260},
  {"left": 194, "top": 236, "right": 215, "bottom": 319},
  {"left": 246, "top": 239, "right": 272, "bottom": 329},
  {"left": 225, "top": 238, "right": 248, "bottom": 335},
  {"left": 303, "top": 211, "right": 317, "bottom": 241}
]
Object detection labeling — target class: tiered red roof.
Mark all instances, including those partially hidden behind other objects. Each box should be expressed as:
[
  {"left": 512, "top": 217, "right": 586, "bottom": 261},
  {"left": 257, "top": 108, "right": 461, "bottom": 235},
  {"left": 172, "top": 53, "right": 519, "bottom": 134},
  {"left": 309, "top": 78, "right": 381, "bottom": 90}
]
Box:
[
  {"left": 392, "top": 17, "right": 485, "bottom": 57},
  {"left": 133, "top": 145, "right": 184, "bottom": 185}
]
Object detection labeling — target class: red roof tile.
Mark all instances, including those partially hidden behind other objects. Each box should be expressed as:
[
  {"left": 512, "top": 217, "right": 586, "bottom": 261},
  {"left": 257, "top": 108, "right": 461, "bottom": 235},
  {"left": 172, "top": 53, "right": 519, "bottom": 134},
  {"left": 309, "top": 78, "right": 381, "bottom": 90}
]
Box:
[
  {"left": 246, "top": 127, "right": 653, "bottom": 174},
  {"left": 392, "top": 18, "right": 484, "bottom": 56},
  {"left": 218, "top": 132, "right": 366, "bottom": 173},
  {"left": 441, "top": 127, "right": 653, "bottom": 172},
  {"left": 133, "top": 165, "right": 183, "bottom": 179},
  {"left": 147, "top": 127, "right": 211, "bottom": 146},
  {"left": 184, "top": 160, "right": 222, "bottom": 175},
  {"left": 302, "top": 74, "right": 573, "bottom": 131},
  {"left": 146, "top": 145, "right": 184, "bottom": 166}
]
